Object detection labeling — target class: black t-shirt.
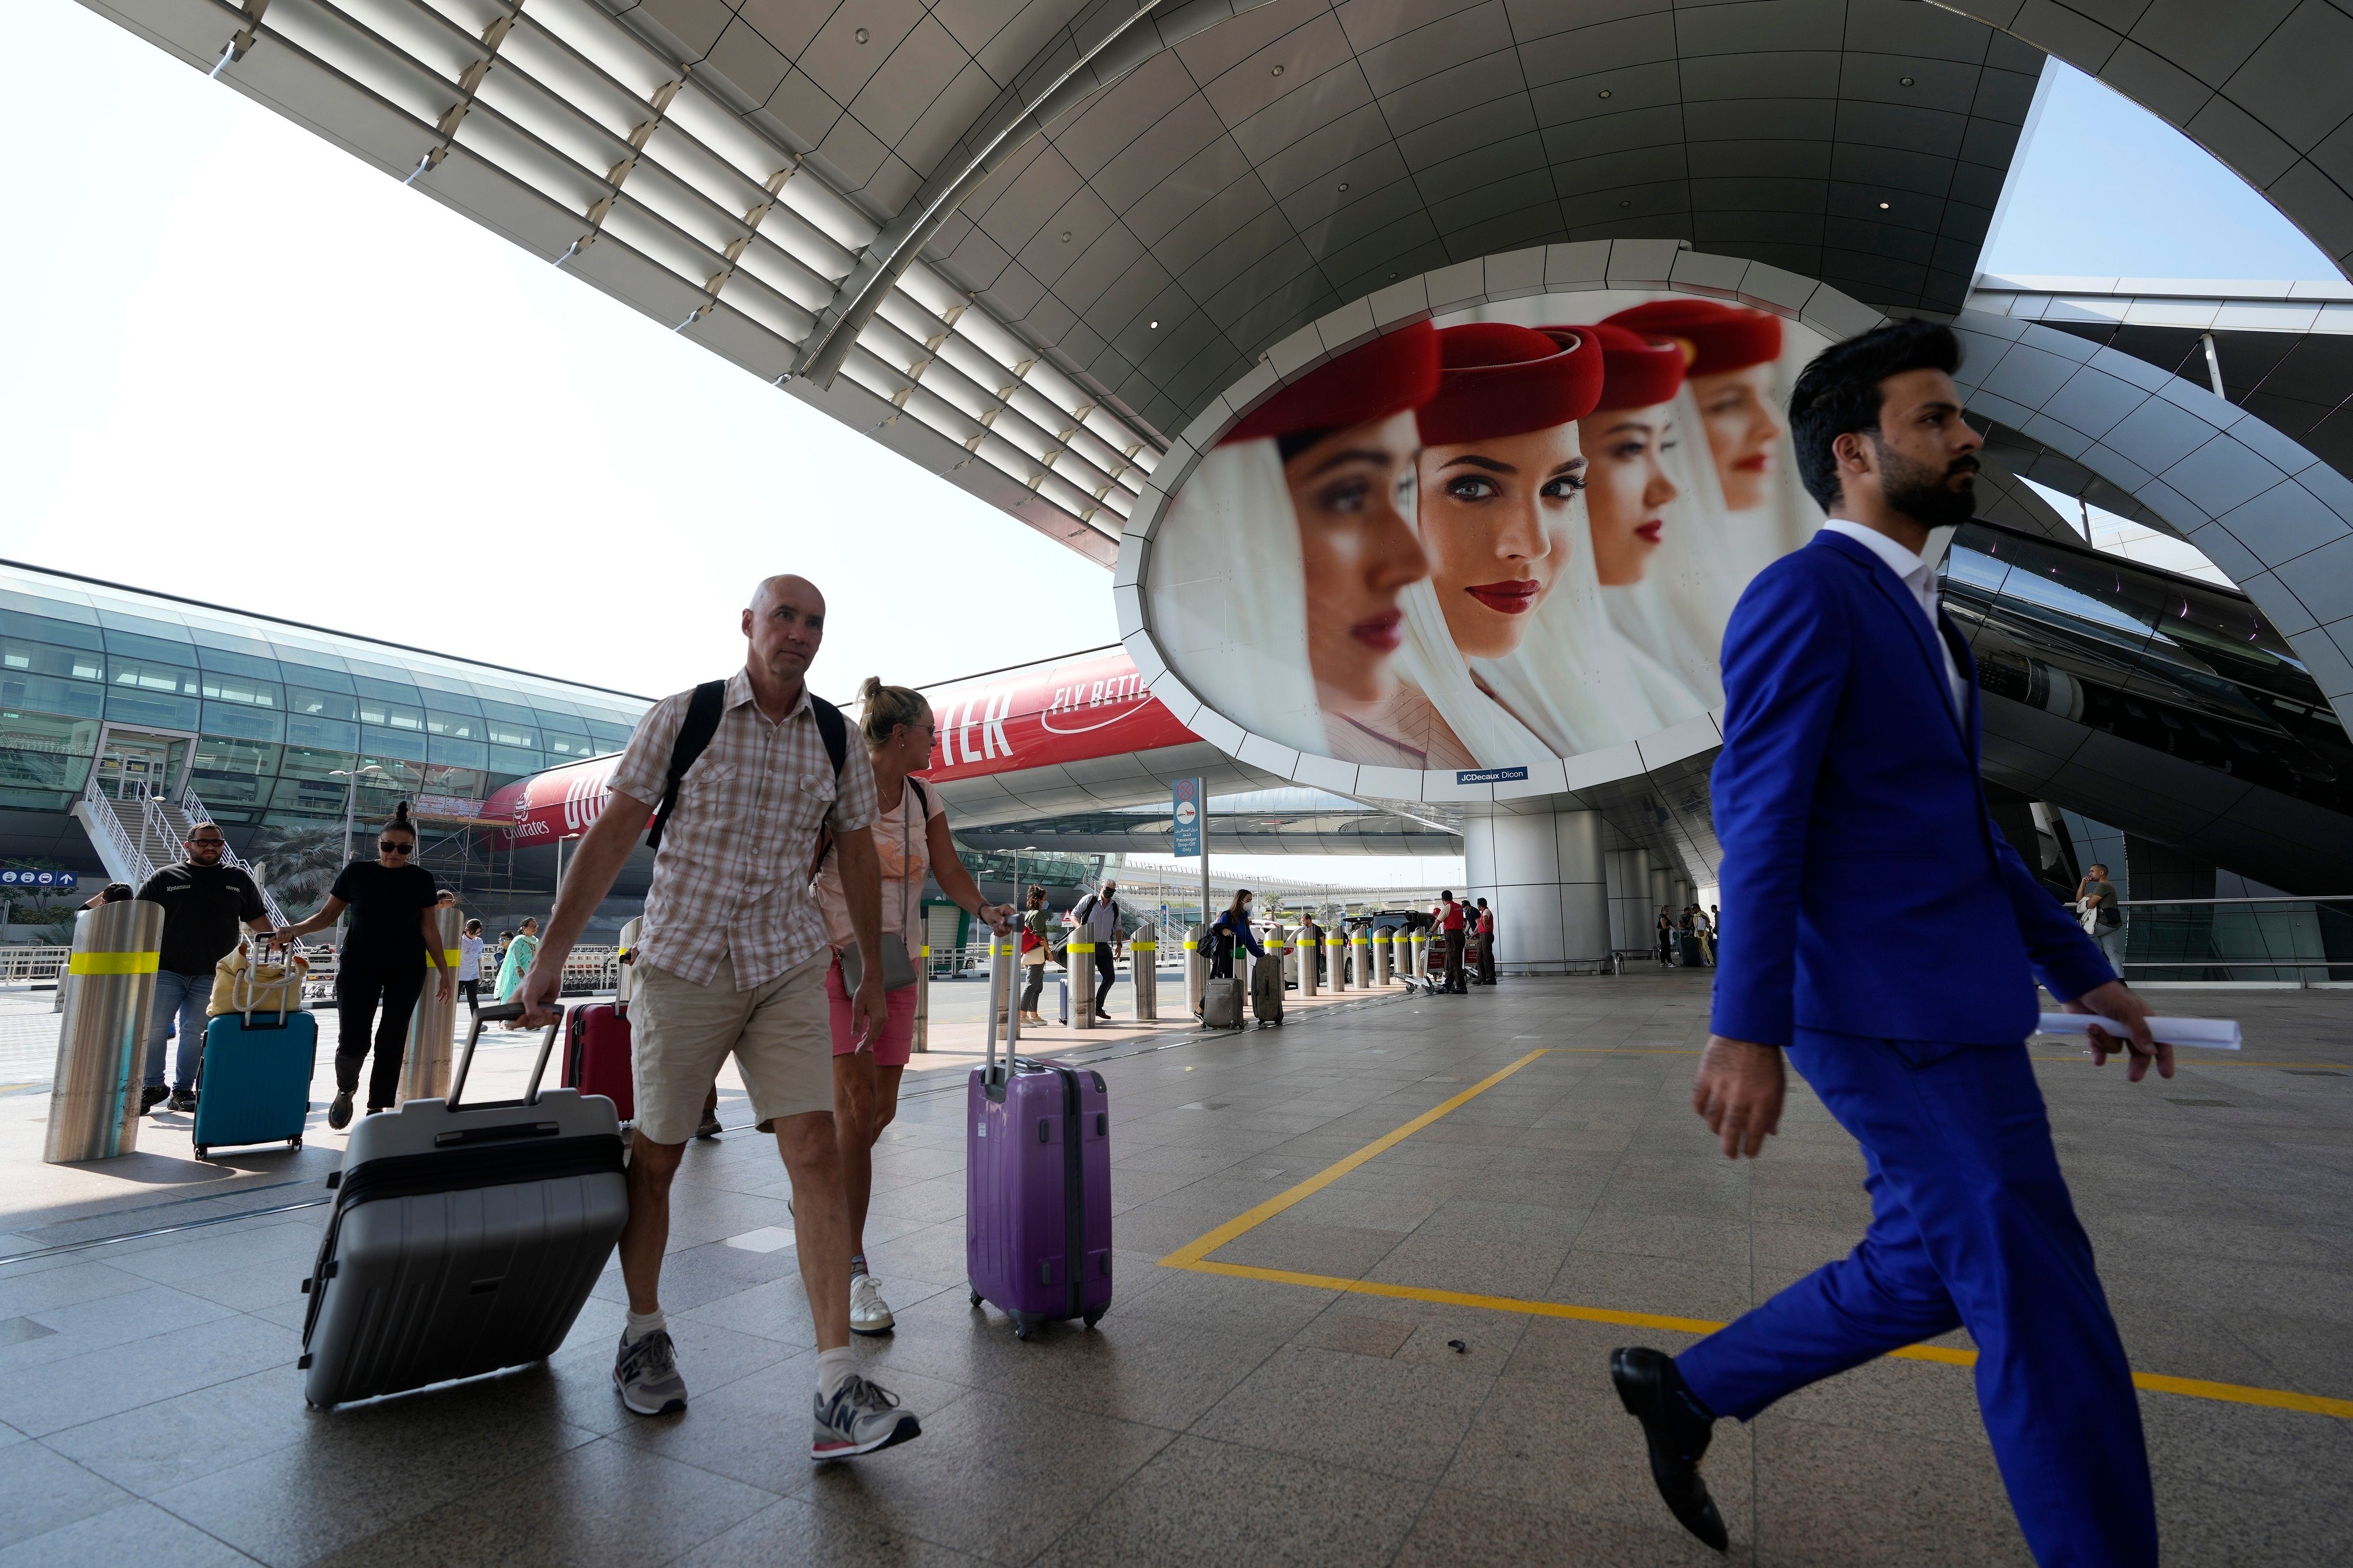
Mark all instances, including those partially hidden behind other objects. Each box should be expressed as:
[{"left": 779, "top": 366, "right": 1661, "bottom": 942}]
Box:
[
  {"left": 136, "top": 862, "right": 268, "bottom": 976},
  {"left": 330, "top": 860, "right": 441, "bottom": 968}
]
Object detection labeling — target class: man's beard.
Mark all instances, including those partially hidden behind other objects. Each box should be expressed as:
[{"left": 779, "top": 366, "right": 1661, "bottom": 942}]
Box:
[{"left": 1878, "top": 443, "right": 1977, "bottom": 529}]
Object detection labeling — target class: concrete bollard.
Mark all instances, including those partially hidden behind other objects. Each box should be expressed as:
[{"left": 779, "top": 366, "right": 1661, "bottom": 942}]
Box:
[
  {"left": 1326, "top": 926, "right": 1347, "bottom": 992},
  {"left": 399, "top": 903, "right": 465, "bottom": 1105},
  {"left": 1069, "top": 936, "right": 1096, "bottom": 1029},
  {"left": 1130, "top": 920, "right": 1158, "bottom": 1020},
  {"left": 45, "top": 899, "right": 164, "bottom": 1163},
  {"left": 1374, "top": 928, "right": 1393, "bottom": 985},
  {"left": 1297, "top": 920, "right": 1318, "bottom": 996}
]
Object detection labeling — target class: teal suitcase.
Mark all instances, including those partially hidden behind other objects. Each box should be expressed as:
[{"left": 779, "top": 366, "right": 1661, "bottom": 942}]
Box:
[{"left": 191, "top": 1005, "right": 316, "bottom": 1160}]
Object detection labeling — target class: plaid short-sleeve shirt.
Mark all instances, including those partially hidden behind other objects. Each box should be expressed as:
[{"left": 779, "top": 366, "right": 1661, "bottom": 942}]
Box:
[{"left": 607, "top": 670, "right": 877, "bottom": 990}]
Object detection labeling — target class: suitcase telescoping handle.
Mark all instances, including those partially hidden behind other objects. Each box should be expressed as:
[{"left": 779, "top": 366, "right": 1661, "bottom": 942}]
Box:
[
  {"left": 984, "top": 930, "right": 1022, "bottom": 1088},
  {"left": 448, "top": 1002, "right": 565, "bottom": 1109}
]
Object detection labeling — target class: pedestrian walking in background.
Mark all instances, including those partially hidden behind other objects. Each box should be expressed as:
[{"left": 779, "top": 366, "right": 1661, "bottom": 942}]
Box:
[
  {"left": 1019, "top": 885, "right": 1051, "bottom": 1026},
  {"left": 458, "top": 919, "right": 485, "bottom": 1012},
  {"left": 135, "top": 821, "right": 272, "bottom": 1114},
  {"left": 1657, "top": 908, "right": 1677, "bottom": 966},
  {"left": 511, "top": 573, "right": 922, "bottom": 1459},
  {"left": 1199, "top": 889, "right": 1265, "bottom": 1017},
  {"left": 1072, "top": 879, "right": 1124, "bottom": 1019},
  {"left": 494, "top": 929, "right": 513, "bottom": 970},
  {"left": 1611, "top": 318, "right": 2161, "bottom": 1563},
  {"left": 1475, "top": 898, "right": 1498, "bottom": 984},
  {"left": 2077, "top": 862, "right": 2125, "bottom": 976},
  {"left": 814, "top": 676, "right": 1011, "bottom": 1337},
  {"left": 496, "top": 916, "right": 540, "bottom": 1003},
  {"left": 1436, "top": 890, "right": 1467, "bottom": 993},
  {"left": 272, "top": 801, "right": 452, "bottom": 1129}
]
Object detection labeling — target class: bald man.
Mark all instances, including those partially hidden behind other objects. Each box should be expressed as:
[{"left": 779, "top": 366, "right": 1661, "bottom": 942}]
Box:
[{"left": 518, "top": 575, "right": 920, "bottom": 1458}]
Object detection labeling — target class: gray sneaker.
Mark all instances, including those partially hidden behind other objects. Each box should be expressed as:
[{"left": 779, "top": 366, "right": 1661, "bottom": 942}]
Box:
[
  {"left": 613, "top": 1329, "right": 687, "bottom": 1416},
  {"left": 810, "top": 1374, "right": 921, "bottom": 1460}
]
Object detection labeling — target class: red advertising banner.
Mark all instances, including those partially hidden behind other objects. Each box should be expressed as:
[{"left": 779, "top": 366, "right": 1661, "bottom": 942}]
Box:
[
  {"left": 918, "top": 648, "right": 1197, "bottom": 782},
  {"left": 481, "top": 648, "right": 1198, "bottom": 844}
]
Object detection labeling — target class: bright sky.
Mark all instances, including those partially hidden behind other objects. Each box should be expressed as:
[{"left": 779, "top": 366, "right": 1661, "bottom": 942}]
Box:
[
  {"left": 1979, "top": 62, "right": 2339, "bottom": 281},
  {"left": 8, "top": 13, "right": 2341, "bottom": 889}
]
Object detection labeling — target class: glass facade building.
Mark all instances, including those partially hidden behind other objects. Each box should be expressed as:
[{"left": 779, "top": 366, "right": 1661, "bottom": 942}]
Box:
[{"left": 0, "top": 559, "right": 648, "bottom": 870}]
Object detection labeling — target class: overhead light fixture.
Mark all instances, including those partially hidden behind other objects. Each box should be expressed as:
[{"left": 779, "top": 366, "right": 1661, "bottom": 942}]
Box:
[
  {"left": 855, "top": 27, "right": 869, "bottom": 43},
  {"left": 1899, "top": 75, "right": 1915, "bottom": 85},
  {"left": 1061, "top": 231, "right": 1072, "bottom": 242},
  {"left": 1149, "top": 320, "right": 1159, "bottom": 329},
  {"left": 1878, "top": 201, "right": 1890, "bottom": 209},
  {"left": 1598, "top": 89, "right": 1612, "bottom": 98},
  {"left": 1272, "top": 64, "right": 1285, "bottom": 76},
  {"left": 1337, "top": 182, "right": 1349, "bottom": 192}
]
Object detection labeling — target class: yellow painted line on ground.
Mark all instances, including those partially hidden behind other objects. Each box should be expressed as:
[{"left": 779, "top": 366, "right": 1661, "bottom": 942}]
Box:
[
  {"left": 1156, "top": 1042, "right": 2353, "bottom": 1421},
  {"left": 1156, "top": 1048, "right": 1550, "bottom": 1268}
]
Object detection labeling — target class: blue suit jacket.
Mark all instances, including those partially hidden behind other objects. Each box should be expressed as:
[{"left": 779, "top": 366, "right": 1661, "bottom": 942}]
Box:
[{"left": 1709, "top": 529, "right": 2115, "bottom": 1048}]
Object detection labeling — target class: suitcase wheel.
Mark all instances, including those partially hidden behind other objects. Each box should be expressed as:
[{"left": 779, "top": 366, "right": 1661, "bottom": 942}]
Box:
[
  {"left": 194, "top": 1145, "right": 209, "bottom": 1161},
  {"left": 1082, "top": 1309, "right": 1104, "bottom": 1330},
  {"left": 969, "top": 1289, "right": 983, "bottom": 1309},
  {"left": 289, "top": 1136, "right": 302, "bottom": 1150},
  {"left": 1012, "top": 1318, "right": 1036, "bottom": 1342}
]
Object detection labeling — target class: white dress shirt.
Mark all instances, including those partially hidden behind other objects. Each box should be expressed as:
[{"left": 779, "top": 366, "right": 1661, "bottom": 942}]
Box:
[{"left": 1821, "top": 520, "right": 1968, "bottom": 718}]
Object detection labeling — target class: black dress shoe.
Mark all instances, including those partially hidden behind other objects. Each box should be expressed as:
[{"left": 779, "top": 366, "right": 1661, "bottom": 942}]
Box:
[{"left": 1611, "top": 1346, "right": 1729, "bottom": 1552}]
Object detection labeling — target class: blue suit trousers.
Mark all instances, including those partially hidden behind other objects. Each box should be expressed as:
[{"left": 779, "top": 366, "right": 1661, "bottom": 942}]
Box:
[{"left": 1675, "top": 1030, "right": 2157, "bottom": 1567}]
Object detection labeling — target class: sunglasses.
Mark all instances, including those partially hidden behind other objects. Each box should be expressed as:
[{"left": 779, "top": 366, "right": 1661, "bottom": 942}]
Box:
[
  {"left": 189, "top": 839, "right": 226, "bottom": 848},
  {"left": 379, "top": 840, "right": 414, "bottom": 853}
]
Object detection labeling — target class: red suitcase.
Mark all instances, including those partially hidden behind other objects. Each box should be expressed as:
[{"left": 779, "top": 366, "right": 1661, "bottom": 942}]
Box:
[{"left": 563, "top": 1001, "right": 634, "bottom": 1122}]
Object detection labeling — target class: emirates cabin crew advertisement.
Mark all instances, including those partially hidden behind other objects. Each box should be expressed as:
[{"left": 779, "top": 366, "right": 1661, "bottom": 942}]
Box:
[{"left": 1144, "top": 292, "right": 1831, "bottom": 772}]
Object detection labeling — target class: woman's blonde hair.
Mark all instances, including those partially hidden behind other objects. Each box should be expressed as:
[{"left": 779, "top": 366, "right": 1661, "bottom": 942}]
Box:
[{"left": 856, "top": 677, "right": 929, "bottom": 749}]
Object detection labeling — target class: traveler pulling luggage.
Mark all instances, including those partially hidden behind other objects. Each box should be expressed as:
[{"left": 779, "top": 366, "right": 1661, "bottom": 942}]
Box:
[
  {"left": 562, "top": 915, "right": 641, "bottom": 1122},
  {"left": 192, "top": 935, "right": 317, "bottom": 1161},
  {"left": 298, "top": 1002, "right": 628, "bottom": 1407},
  {"left": 965, "top": 942, "right": 1112, "bottom": 1339}
]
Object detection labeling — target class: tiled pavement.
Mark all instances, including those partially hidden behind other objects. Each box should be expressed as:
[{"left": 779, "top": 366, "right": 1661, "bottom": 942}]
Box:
[{"left": 0, "top": 972, "right": 2347, "bottom": 1564}]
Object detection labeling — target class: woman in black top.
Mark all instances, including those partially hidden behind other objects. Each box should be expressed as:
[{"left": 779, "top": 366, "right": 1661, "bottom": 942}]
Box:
[{"left": 275, "top": 802, "right": 452, "bottom": 1127}]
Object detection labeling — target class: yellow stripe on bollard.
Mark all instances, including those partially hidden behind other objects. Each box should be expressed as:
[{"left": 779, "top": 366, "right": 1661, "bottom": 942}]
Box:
[
  {"left": 1131, "top": 941, "right": 1158, "bottom": 951},
  {"left": 441, "top": 948, "right": 462, "bottom": 968},
  {"left": 68, "top": 950, "right": 159, "bottom": 976},
  {"left": 1182, "top": 939, "right": 1198, "bottom": 950},
  {"left": 1071, "top": 940, "right": 1095, "bottom": 953}
]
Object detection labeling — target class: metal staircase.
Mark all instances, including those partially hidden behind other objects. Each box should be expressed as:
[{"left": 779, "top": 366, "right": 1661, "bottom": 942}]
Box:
[{"left": 70, "top": 775, "right": 294, "bottom": 931}]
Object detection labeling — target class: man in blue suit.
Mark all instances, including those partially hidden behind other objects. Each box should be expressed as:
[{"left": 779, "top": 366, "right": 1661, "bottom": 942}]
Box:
[{"left": 1609, "top": 319, "right": 2167, "bottom": 1565}]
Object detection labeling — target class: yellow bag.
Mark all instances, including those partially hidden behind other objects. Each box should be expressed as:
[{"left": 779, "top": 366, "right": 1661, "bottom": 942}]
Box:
[{"left": 209, "top": 942, "right": 311, "bottom": 1017}]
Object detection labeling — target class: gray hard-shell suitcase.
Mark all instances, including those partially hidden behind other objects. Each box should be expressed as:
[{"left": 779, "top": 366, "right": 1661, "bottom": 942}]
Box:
[
  {"left": 298, "top": 1004, "right": 628, "bottom": 1407},
  {"left": 1250, "top": 950, "right": 1284, "bottom": 1026},
  {"left": 1202, "top": 976, "right": 1244, "bottom": 1030}
]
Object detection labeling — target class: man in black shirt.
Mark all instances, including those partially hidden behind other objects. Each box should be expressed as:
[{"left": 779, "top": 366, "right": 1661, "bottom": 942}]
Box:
[{"left": 136, "top": 822, "right": 272, "bottom": 1114}]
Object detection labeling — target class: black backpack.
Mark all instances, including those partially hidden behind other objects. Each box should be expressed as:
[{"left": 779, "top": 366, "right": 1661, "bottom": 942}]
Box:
[{"left": 645, "top": 680, "right": 848, "bottom": 851}]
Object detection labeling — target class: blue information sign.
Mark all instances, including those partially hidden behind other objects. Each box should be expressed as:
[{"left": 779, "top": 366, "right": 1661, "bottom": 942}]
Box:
[
  {"left": 1454, "top": 766, "right": 1529, "bottom": 785},
  {"left": 1171, "top": 779, "right": 1201, "bottom": 858}
]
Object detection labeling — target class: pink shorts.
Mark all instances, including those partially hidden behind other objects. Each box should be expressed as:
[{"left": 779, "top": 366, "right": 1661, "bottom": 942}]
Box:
[{"left": 826, "top": 951, "right": 917, "bottom": 1066}]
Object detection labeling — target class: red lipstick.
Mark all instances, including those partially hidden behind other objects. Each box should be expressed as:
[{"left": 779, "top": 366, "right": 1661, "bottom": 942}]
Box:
[
  {"left": 1350, "top": 610, "right": 1404, "bottom": 651},
  {"left": 1464, "top": 580, "right": 1541, "bottom": 615},
  {"left": 1635, "top": 520, "right": 1663, "bottom": 544},
  {"left": 1735, "top": 452, "right": 1772, "bottom": 472}
]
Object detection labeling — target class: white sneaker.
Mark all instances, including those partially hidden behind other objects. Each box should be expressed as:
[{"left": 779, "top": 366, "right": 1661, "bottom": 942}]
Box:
[{"left": 849, "top": 1272, "right": 895, "bottom": 1336}]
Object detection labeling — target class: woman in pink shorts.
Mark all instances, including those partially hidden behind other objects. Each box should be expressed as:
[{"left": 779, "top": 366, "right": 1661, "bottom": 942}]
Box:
[{"left": 815, "top": 678, "right": 1010, "bottom": 1336}]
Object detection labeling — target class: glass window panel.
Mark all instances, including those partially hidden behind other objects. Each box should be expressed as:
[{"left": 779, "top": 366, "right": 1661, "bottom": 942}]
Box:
[
  {"left": 105, "top": 687, "right": 201, "bottom": 729},
  {"left": 0, "top": 673, "right": 104, "bottom": 719},
  {"left": 199, "top": 672, "right": 282, "bottom": 708},
  {"left": 0, "top": 610, "right": 103, "bottom": 650},
  {"left": 361, "top": 725, "right": 428, "bottom": 762},
  {"left": 201, "top": 702, "right": 285, "bottom": 743},
  {"left": 269, "top": 775, "right": 358, "bottom": 815},
  {"left": 490, "top": 745, "right": 545, "bottom": 775},
  {"left": 347, "top": 658, "right": 418, "bottom": 685},
  {"left": 0, "top": 582, "right": 98, "bottom": 621},
  {"left": 426, "top": 735, "right": 489, "bottom": 768},
  {"left": 424, "top": 709, "right": 479, "bottom": 739},
  {"left": 1, "top": 638, "right": 105, "bottom": 682},
  {"left": 479, "top": 697, "right": 538, "bottom": 725},
  {"left": 104, "top": 630, "right": 201, "bottom": 668},
  {"left": 271, "top": 645, "right": 355, "bottom": 688},
  {"left": 188, "top": 625, "right": 279, "bottom": 659},
  {"left": 418, "top": 688, "right": 482, "bottom": 716},
  {"left": 0, "top": 740, "right": 84, "bottom": 799},
  {"left": 106, "top": 655, "right": 199, "bottom": 695},
  {"left": 278, "top": 746, "right": 359, "bottom": 781},
  {"left": 285, "top": 686, "right": 357, "bottom": 722},
  {"left": 190, "top": 737, "right": 279, "bottom": 806},
  {"left": 586, "top": 719, "right": 639, "bottom": 749},
  {"left": 194, "top": 645, "right": 284, "bottom": 683},
  {"left": 419, "top": 765, "right": 486, "bottom": 798},
  {"left": 530, "top": 696, "right": 586, "bottom": 718},
  {"left": 0, "top": 710, "right": 101, "bottom": 758},
  {"left": 285, "top": 714, "right": 359, "bottom": 751},
  {"left": 483, "top": 719, "right": 536, "bottom": 749},
  {"left": 95, "top": 610, "right": 192, "bottom": 645}
]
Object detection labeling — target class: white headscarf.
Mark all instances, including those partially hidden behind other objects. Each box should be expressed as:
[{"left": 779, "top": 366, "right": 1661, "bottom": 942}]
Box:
[
  {"left": 1391, "top": 574, "right": 1554, "bottom": 767},
  {"left": 1473, "top": 490, "right": 1671, "bottom": 756},
  {"left": 1605, "top": 386, "right": 1732, "bottom": 711},
  {"left": 1145, "top": 439, "right": 1326, "bottom": 756}
]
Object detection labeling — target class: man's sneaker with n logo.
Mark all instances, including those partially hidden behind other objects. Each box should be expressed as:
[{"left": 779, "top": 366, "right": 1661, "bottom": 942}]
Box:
[
  {"left": 811, "top": 1374, "right": 921, "bottom": 1459},
  {"left": 613, "top": 1328, "right": 687, "bottom": 1416}
]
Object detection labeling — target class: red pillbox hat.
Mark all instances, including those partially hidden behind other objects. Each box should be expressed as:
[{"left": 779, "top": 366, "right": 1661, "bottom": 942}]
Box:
[
  {"left": 1414, "top": 322, "right": 1604, "bottom": 446},
  {"left": 1553, "top": 322, "right": 1688, "bottom": 412},
  {"left": 1225, "top": 321, "right": 1440, "bottom": 443},
  {"left": 1602, "top": 299, "right": 1782, "bottom": 375}
]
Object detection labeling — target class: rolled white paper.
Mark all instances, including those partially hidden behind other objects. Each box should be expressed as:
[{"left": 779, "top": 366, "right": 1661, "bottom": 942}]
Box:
[{"left": 2035, "top": 1014, "right": 2241, "bottom": 1050}]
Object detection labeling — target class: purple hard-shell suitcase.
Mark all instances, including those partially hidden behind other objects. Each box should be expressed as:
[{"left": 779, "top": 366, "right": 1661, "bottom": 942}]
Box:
[{"left": 966, "top": 943, "right": 1112, "bottom": 1339}]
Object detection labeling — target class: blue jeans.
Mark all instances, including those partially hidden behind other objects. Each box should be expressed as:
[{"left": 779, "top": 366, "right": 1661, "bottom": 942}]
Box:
[
  {"left": 144, "top": 969, "right": 216, "bottom": 1092},
  {"left": 1675, "top": 1031, "right": 2155, "bottom": 1566}
]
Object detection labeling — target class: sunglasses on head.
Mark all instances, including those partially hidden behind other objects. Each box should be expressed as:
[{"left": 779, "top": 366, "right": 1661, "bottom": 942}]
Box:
[{"left": 379, "top": 839, "right": 414, "bottom": 853}]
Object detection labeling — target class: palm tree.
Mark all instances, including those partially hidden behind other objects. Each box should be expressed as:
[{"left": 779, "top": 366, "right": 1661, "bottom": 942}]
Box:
[{"left": 247, "top": 822, "right": 349, "bottom": 913}]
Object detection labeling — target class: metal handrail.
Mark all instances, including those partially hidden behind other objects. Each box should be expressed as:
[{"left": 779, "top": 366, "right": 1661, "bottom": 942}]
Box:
[
  {"left": 0, "top": 946, "right": 71, "bottom": 983},
  {"left": 76, "top": 770, "right": 152, "bottom": 886},
  {"left": 2094, "top": 896, "right": 2352, "bottom": 985}
]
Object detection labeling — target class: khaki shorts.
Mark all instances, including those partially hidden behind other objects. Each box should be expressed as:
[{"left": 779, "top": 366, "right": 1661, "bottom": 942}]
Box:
[{"left": 631, "top": 949, "right": 831, "bottom": 1144}]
